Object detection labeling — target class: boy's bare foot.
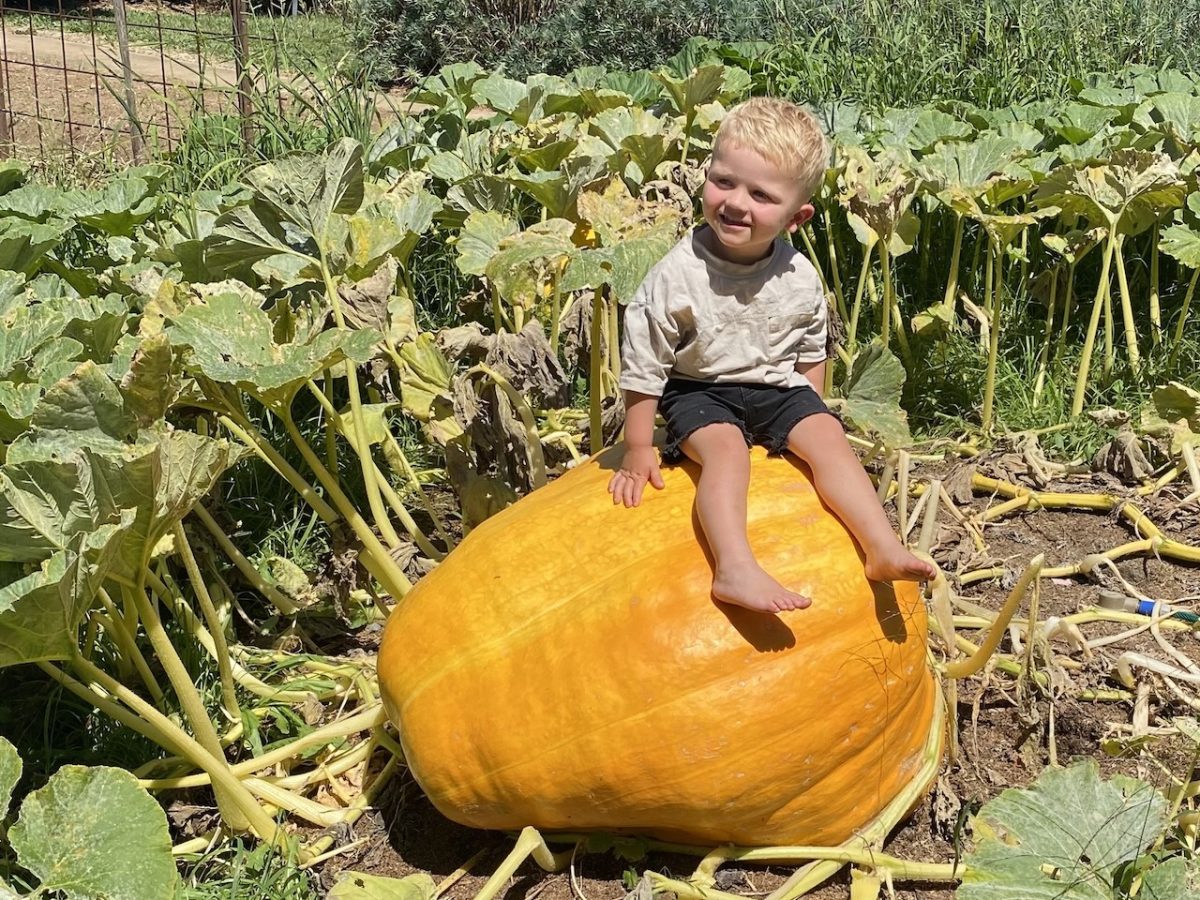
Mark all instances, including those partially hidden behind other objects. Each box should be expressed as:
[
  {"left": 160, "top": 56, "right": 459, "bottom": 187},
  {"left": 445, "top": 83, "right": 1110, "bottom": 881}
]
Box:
[
  {"left": 865, "top": 544, "right": 937, "bottom": 583},
  {"left": 712, "top": 560, "right": 811, "bottom": 613}
]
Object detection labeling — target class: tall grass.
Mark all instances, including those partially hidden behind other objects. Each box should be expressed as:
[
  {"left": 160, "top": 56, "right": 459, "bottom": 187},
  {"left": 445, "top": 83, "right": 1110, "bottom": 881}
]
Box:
[
  {"left": 154, "top": 56, "right": 390, "bottom": 192},
  {"left": 766, "top": 0, "right": 1200, "bottom": 109}
]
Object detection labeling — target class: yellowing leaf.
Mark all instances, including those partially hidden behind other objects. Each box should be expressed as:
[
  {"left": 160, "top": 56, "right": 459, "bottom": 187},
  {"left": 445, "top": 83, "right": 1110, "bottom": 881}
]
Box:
[{"left": 330, "top": 871, "right": 438, "bottom": 900}]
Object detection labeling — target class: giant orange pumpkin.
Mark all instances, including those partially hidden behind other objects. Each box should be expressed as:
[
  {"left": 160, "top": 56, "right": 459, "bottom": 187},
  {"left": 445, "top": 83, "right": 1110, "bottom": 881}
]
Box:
[{"left": 378, "top": 445, "right": 941, "bottom": 847}]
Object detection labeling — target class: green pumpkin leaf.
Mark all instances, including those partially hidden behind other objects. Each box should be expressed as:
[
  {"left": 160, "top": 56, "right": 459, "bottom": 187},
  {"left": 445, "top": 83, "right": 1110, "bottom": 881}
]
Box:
[
  {"left": 457, "top": 211, "right": 520, "bottom": 277},
  {"left": 0, "top": 735, "right": 21, "bottom": 819},
  {"left": 1042, "top": 227, "right": 1105, "bottom": 266},
  {"left": 916, "top": 134, "right": 1022, "bottom": 196},
  {"left": 512, "top": 138, "right": 578, "bottom": 173},
  {"left": 0, "top": 219, "right": 68, "bottom": 275},
  {"left": 599, "top": 70, "right": 659, "bottom": 105},
  {"left": 959, "top": 760, "right": 1167, "bottom": 900},
  {"left": 1160, "top": 195, "right": 1200, "bottom": 268},
  {"left": 1035, "top": 150, "right": 1186, "bottom": 234},
  {"left": 0, "top": 270, "right": 24, "bottom": 316},
  {"left": 408, "top": 61, "right": 485, "bottom": 115},
  {"left": 472, "top": 73, "right": 527, "bottom": 115},
  {"left": 0, "top": 549, "right": 101, "bottom": 665},
  {"left": 344, "top": 188, "right": 439, "bottom": 276},
  {"left": 247, "top": 137, "right": 365, "bottom": 241},
  {"left": 563, "top": 234, "right": 675, "bottom": 302},
  {"left": 1148, "top": 93, "right": 1200, "bottom": 145},
  {"left": 654, "top": 65, "right": 726, "bottom": 118},
  {"left": 1139, "top": 856, "right": 1199, "bottom": 900},
  {"left": 9, "top": 764, "right": 178, "bottom": 900},
  {"left": 834, "top": 342, "right": 910, "bottom": 448},
  {"left": 510, "top": 154, "right": 607, "bottom": 221},
  {"left": 591, "top": 105, "right": 675, "bottom": 155},
  {"left": 621, "top": 132, "right": 674, "bottom": 184},
  {"left": 878, "top": 107, "right": 972, "bottom": 153},
  {"left": 0, "top": 184, "right": 71, "bottom": 223},
  {"left": 78, "top": 432, "right": 244, "bottom": 578},
  {"left": 0, "top": 459, "right": 95, "bottom": 562},
  {"left": 368, "top": 119, "right": 430, "bottom": 174},
  {"left": 73, "top": 166, "right": 167, "bottom": 236},
  {"left": 1046, "top": 102, "right": 1118, "bottom": 144},
  {"left": 205, "top": 202, "right": 301, "bottom": 274},
  {"left": 0, "top": 302, "right": 72, "bottom": 377},
  {"left": 0, "top": 159, "right": 26, "bottom": 195},
  {"left": 506, "top": 169, "right": 572, "bottom": 219},
  {"left": 6, "top": 362, "right": 135, "bottom": 465},
  {"left": 168, "top": 287, "right": 379, "bottom": 406}
]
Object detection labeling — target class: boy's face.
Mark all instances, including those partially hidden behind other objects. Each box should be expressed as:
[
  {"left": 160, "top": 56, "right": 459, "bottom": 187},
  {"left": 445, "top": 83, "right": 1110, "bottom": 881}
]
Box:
[{"left": 700, "top": 142, "right": 815, "bottom": 264}]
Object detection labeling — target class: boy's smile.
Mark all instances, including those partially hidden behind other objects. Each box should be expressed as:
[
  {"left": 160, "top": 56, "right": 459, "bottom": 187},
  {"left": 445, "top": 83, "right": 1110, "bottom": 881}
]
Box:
[{"left": 701, "top": 143, "right": 815, "bottom": 265}]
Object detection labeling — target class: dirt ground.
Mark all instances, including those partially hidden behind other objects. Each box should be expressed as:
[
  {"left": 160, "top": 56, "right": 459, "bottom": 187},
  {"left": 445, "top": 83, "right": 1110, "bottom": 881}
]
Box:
[
  {"left": 0, "top": 18, "right": 433, "bottom": 162},
  {"left": 308, "top": 452, "right": 1200, "bottom": 900},
  {"left": 0, "top": 16, "right": 250, "bottom": 158}
]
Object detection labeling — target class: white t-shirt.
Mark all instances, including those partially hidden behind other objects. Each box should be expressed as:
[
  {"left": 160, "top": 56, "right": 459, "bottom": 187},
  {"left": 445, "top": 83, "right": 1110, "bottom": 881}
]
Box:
[{"left": 619, "top": 225, "right": 828, "bottom": 397}]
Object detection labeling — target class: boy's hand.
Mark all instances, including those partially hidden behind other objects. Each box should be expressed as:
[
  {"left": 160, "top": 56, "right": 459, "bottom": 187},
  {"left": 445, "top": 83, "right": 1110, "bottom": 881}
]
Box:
[{"left": 608, "top": 446, "right": 665, "bottom": 508}]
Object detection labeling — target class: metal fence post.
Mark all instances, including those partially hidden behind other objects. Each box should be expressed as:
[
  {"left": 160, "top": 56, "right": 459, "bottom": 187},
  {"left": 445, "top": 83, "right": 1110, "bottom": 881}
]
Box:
[
  {"left": 231, "top": 0, "right": 254, "bottom": 154},
  {"left": 111, "top": 0, "right": 144, "bottom": 162}
]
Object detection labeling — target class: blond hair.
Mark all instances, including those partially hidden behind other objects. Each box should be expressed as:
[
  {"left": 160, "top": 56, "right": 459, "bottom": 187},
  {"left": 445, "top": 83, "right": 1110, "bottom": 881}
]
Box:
[{"left": 713, "top": 97, "right": 830, "bottom": 203}]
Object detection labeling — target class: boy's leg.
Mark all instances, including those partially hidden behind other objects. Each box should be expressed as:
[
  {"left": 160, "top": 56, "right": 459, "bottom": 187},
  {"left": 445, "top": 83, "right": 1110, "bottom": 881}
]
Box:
[
  {"left": 785, "top": 414, "right": 935, "bottom": 583},
  {"left": 682, "top": 423, "right": 810, "bottom": 613}
]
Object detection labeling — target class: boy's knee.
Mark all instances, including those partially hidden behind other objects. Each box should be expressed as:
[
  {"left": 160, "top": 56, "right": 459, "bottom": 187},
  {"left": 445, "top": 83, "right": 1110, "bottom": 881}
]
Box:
[
  {"left": 785, "top": 412, "right": 844, "bottom": 457},
  {"left": 683, "top": 422, "right": 748, "bottom": 459}
]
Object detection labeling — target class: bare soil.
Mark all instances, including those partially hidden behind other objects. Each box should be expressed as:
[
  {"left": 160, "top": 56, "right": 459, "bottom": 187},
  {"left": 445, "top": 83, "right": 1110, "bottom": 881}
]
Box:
[
  {"left": 0, "top": 20, "right": 455, "bottom": 161},
  {"left": 308, "top": 453, "right": 1200, "bottom": 900},
  {"left": 1, "top": 19, "right": 247, "bottom": 156}
]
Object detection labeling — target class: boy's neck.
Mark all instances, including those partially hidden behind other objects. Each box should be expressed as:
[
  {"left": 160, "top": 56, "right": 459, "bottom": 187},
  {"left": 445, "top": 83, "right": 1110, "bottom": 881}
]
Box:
[{"left": 697, "top": 224, "right": 776, "bottom": 265}]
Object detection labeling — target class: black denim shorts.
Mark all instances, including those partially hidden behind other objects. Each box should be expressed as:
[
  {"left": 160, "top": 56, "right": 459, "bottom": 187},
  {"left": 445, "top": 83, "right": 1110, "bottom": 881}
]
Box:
[{"left": 658, "top": 377, "right": 838, "bottom": 463}]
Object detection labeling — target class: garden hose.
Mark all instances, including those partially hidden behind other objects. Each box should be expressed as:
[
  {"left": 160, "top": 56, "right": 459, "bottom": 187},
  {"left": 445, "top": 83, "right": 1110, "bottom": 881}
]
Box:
[{"left": 1097, "top": 589, "right": 1200, "bottom": 624}]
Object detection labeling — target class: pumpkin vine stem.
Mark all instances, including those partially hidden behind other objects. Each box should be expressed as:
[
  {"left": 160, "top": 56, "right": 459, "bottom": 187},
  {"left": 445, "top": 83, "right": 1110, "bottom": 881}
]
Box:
[
  {"left": 472, "top": 827, "right": 574, "bottom": 900},
  {"left": 943, "top": 554, "right": 1044, "bottom": 679}
]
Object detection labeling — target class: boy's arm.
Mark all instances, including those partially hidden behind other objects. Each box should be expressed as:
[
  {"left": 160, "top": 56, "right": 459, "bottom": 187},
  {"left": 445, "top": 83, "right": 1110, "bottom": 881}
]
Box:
[
  {"left": 622, "top": 390, "right": 660, "bottom": 448},
  {"left": 609, "top": 390, "right": 665, "bottom": 508},
  {"left": 796, "top": 359, "right": 826, "bottom": 398}
]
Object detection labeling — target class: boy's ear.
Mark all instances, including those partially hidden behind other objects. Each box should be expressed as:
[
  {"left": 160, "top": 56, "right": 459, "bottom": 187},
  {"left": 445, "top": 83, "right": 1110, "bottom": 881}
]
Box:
[{"left": 786, "top": 204, "right": 816, "bottom": 233}]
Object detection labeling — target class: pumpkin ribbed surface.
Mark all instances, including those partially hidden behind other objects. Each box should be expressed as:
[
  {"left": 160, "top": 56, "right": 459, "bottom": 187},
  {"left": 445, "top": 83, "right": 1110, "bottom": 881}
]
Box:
[{"left": 378, "top": 445, "right": 939, "bottom": 847}]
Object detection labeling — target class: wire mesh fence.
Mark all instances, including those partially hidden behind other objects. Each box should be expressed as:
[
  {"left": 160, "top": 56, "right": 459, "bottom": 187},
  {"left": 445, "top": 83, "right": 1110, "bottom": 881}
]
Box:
[{"left": 0, "top": 0, "right": 286, "bottom": 161}]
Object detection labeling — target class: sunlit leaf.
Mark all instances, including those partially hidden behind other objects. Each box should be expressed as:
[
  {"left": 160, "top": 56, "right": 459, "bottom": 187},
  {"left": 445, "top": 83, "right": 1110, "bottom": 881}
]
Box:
[
  {"left": 168, "top": 287, "right": 379, "bottom": 406},
  {"left": 654, "top": 65, "right": 726, "bottom": 119},
  {"left": 959, "top": 760, "right": 1167, "bottom": 900},
  {"left": 456, "top": 211, "right": 520, "bottom": 277},
  {"left": 10, "top": 764, "right": 178, "bottom": 899}
]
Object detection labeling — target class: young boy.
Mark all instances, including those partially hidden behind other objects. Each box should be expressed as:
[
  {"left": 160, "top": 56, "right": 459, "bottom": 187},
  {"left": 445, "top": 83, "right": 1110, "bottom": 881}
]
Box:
[{"left": 608, "top": 97, "right": 935, "bottom": 614}]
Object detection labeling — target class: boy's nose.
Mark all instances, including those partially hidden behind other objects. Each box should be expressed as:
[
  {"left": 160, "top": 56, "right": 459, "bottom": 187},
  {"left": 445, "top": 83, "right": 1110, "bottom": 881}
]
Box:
[{"left": 723, "top": 196, "right": 749, "bottom": 216}]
